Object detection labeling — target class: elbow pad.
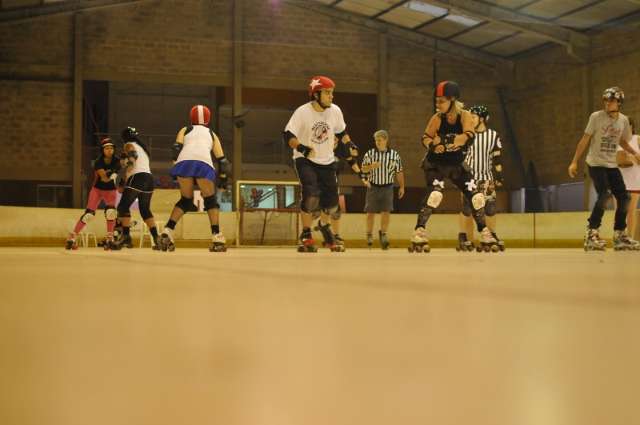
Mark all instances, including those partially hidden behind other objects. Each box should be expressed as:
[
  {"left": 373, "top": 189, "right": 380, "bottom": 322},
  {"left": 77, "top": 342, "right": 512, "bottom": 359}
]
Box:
[
  {"left": 217, "top": 156, "right": 231, "bottom": 176},
  {"left": 172, "top": 143, "right": 183, "bottom": 161},
  {"left": 283, "top": 130, "right": 296, "bottom": 145}
]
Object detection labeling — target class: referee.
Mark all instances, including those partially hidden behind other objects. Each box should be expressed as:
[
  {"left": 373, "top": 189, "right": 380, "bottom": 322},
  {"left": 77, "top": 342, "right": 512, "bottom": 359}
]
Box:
[
  {"left": 361, "top": 130, "right": 405, "bottom": 249},
  {"left": 459, "top": 105, "right": 504, "bottom": 250}
]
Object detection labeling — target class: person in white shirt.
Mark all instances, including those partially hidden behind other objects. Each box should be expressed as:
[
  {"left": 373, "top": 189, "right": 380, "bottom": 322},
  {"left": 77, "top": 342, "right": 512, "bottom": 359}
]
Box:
[
  {"left": 283, "top": 75, "right": 358, "bottom": 252},
  {"left": 113, "top": 126, "right": 159, "bottom": 250},
  {"left": 616, "top": 118, "right": 640, "bottom": 239},
  {"left": 157, "top": 105, "right": 231, "bottom": 252}
]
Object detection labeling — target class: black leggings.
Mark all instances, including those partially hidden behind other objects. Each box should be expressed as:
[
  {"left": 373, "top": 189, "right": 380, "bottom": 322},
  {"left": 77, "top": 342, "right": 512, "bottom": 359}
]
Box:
[
  {"left": 417, "top": 161, "right": 487, "bottom": 231},
  {"left": 588, "top": 166, "right": 628, "bottom": 231},
  {"left": 118, "top": 173, "right": 155, "bottom": 220}
]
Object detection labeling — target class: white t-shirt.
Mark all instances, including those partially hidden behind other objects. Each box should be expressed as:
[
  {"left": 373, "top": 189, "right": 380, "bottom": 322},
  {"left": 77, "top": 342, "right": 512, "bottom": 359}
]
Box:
[
  {"left": 285, "top": 102, "right": 347, "bottom": 165},
  {"left": 617, "top": 135, "right": 640, "bottom": 191},
  {"left": 126, "top": 142, "right": 151, "bottom": 176},
  {"left": 176, "top": 125, "right": 214, "bottom": 168}
]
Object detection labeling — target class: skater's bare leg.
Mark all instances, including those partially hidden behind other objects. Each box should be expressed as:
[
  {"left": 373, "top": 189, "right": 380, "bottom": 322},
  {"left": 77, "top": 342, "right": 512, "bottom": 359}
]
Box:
[
  {"left": 626, "top": 192, "right": 639, "bottom": 239},
  {"left": 380, "top": 212, "right": 390, "bottom": 233}
]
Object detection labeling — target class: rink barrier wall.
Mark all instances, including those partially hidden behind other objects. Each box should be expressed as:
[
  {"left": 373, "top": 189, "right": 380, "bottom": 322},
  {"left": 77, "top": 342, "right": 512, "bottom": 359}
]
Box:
[{"left": 0, "top": 206, "right": 628, "bottom": 248}]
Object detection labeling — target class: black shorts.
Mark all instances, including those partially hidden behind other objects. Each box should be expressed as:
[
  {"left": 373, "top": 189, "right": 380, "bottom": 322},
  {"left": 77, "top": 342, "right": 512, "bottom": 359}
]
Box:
[
  {"left": 125, "top": 172, "right": 154, "bottom": 193},
  {"left": 294, "top": 157, "right": 339, "bottom": 209}
]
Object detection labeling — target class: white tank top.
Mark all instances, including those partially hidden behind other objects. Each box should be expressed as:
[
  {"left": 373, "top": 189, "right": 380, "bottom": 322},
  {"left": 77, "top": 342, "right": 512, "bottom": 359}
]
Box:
[
  {"left": 127, "top": 142, "right": 151, "bottom": 176},
  {"left": 620, "top": 135, "right": 640, "bottom": 191},
  {"left": 176, "top": 125, "right": 214, "bottom": 167}
]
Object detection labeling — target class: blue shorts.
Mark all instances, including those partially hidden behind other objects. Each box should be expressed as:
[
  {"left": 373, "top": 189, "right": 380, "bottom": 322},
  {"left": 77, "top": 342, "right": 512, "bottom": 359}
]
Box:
[{"left": 171, "top": 160, "right": 216, "bottom": 181}]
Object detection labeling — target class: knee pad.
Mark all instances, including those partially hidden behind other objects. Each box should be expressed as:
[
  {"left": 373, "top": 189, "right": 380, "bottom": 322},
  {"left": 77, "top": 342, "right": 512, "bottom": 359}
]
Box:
[
  {"left": 471, "top": 192, "right": 486, "bottom": 210},
  {"left": 80, "top": 209, "right": 95, "bottom": 224},
  {"left": 323, "top": 205, "right": 341, "bottom": 220},
  {"left": 175, "top": 196, "right": 194, "bottom": 212},
  {"left": 461, "top": 196, "right": 472, "bottom": 217},
  {"left": 426, "top": 190, "right": 443, "bottom": 208},
  {"left": 104, "top": 207, "right": 117, "bottom": 221},
  {"left": 301, "top": 195, "right": 320, "bottom": 214},
  {"left": 203, "top": 195, "right": 220, "bottom": 211}
]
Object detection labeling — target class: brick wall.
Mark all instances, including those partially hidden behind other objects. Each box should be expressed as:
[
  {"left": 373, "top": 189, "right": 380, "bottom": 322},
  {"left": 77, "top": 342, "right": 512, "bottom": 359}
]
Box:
[{"left": 0, "top": 80, "right": 73, "bottom": 181}]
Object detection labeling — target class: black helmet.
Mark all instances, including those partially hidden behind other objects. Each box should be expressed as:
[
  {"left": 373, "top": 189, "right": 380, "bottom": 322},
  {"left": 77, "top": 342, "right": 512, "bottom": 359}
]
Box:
[
  {"left": 434, "top": 81, "right": 460, "bottom": 99},
  {"left": 603, "top": 87, "right": 624, "bottom": 104},
  {"left": 469, "top": 105, "right": 490, "bottom": 121},
  {"left": 121, "top": 126, "right": 139, "bottom": 142}
]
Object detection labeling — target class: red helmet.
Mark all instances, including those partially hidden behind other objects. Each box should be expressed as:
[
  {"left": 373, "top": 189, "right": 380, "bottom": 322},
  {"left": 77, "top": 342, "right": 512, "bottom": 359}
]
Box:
[
  {"left": 308, "top": 76, "right": 335, "bottom": 97},
  {"left": 100, "top": 137, "right": 114, "bottom": 149},
  {"left": 190, "top": 105, "right": 211, "bottom": 126}
]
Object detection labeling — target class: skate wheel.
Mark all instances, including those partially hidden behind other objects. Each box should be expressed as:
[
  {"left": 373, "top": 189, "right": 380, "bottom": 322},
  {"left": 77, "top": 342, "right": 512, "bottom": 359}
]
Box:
[
  {"left": 423, "top": 246, "right": 431, "bottom": 253},
  {"left": 407, "top": 246, "right": 413, "bottom": 253},
  {"left": 415, "top": 246, "right": 423, "bottom": 253},
  {"left": 297, "top": 246, "right": 305, "bottom": 252},
  {"left": 491, "top": 245, "right": 500, "bottom": 253}
]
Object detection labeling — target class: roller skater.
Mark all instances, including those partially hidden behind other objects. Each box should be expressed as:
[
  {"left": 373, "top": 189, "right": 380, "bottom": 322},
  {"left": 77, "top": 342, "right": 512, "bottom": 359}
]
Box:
[
  {"left": 65, "top": 137, "right": 120, "bottom": 250},
  {"left": 411, "top": 81, "right": 498, "bottom": 253},
  {"left": 361, "top": 129, "right": 405, "bottom": 250},
  {"left": 284, "top": 76, "right": 357, "bottom": 252},
  {"left": 159, "top": 105, "right": 230, "bottom": 252},
  {"left": 569, "top": 86, "right": 640, "bottom": 251},
  {"left": 460, "top": 105, "right": 505, "bottom": 251}
]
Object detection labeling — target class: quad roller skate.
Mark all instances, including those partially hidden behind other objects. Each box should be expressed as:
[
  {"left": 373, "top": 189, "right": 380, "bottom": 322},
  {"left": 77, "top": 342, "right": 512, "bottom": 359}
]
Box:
[
  {"left": 366, "top": 233, "right": 374, "bottom": 249},
  {"left": 64, "top": 234, "right": 78, "bottom": 250},
  {"left": 379, "top": 231, "right": 390, "bottom": 250},
  {"left": 493, "top": 232, "right": 506, "bottom": 252},
  {"left": 477, "top": 227, "right": 500, "bottom": 253},
  {"left": 613, "top": 230, "right": 640, "bottom": 251},
  {"left": 111, "top": 234, "right": 133, "bottom": 250},
  {"left": 584, "top": 227, "right": 606, "bottom": 251},
  {"left": 456, "top": 232, "right": 474, "bottom": 252},
  {"left": 102, "top": 236, "right": 118, "bottom": 251},
  {"left": 297, "top": 228, "right": 318, "bottom": 253},
  {"left": 157, "top": 230, "right": 176, "bottom": 252},
  {"left": 209, "top": 233, "right": 227, "bottom": 252},
  {"left": 408, "top": 227, "right": 430, "bottom": 253},
  {"left": 315, "top": 221, "right": 344, "bottom": 252}
]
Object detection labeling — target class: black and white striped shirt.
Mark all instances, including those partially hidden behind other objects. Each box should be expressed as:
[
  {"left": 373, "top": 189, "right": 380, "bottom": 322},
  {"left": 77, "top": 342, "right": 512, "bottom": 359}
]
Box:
[
  {"left": 362, "top": 148, "right": 403, "bottom": 185},
  {"left": 465, "top": 129, "right": 501, "bottom": 181}
]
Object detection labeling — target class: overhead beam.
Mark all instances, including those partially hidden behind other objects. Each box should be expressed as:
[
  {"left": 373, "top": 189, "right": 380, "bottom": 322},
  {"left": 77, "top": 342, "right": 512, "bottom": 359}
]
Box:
[
  {"left": 284, "top": 0, "right": 512, "bottom": 71},
  {"left": 0, "top": 0, "right": 151, "bottom": 25},
  {"left": 426, "top": 0, "right": 591, "bottom": 62}
]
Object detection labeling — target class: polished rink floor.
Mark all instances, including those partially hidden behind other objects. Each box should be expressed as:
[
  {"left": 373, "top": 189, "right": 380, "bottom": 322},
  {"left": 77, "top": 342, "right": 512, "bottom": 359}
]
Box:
[{"left": 1, "top": 247, "right": 639, "bottom": 425}]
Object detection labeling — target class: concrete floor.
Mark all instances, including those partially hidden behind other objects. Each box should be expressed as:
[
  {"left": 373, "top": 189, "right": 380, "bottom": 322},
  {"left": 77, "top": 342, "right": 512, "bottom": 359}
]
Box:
[{"left": 1, "top": 247, "right": 639, "bottom": 425}]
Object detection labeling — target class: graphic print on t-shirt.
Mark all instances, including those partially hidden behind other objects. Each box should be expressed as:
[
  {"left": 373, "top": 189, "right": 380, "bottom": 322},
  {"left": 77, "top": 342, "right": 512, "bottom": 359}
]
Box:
[
  {"left": 599, "top": 123, "right": 622, "bottom": 155},
  {"left": 311, "top": 121, "right": 331, "bottom": 145}
]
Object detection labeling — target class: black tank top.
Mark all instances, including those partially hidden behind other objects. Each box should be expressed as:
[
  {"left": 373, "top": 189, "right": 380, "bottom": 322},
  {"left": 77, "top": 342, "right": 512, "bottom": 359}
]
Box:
[{"left": 426, "top": 113, "right": 465, "bottom": 165}]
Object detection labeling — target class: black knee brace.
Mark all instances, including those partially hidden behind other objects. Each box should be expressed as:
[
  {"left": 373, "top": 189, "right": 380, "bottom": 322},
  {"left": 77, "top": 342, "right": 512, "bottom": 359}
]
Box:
[
  {"left": 175, "top": 196, "right": 194, "bottom": 212},
  {"left": 461, "top": 196, "right": 472, "bottom": 217},
  {"left": 139, "top": 206, "right": 153, "bottom": 220},
  {"left": 203, "top": 195, "right": 220, "bottom": 211},
  {"left": 301, "top": 194, "right": 320, "bottom": 214}
]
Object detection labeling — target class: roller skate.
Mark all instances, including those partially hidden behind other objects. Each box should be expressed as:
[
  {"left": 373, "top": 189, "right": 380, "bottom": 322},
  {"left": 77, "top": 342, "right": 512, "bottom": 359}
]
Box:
[
  {"left": 111, "top": 234, "right": 132, "bottom": 250},
  {"left": 477, "top": 227, "right": 500, "bottom": 252},
  {"left": 150, "top": 235, "right": 161, "bottom": 251},
  {"left": 379, "top": 231, "right": 390, "bottom": 250},
  {"left": 366, "top": 233, "right": 373, "bottom": 248},
  {"left": 333, "top": 234, "right": 346, "bottom": 252},
  {"left": 456, "top": 232, "right": 474, "bottom": 252},
  {"left": 316, "top": 221, "right": 344, "bottom": 252},
  {"left": 157, "top": 229, "right": 176, "bottom": 252},
  {"left": 102, "top": 235, "right": 117, "bottom": 251},
  {"left": 613, "top": 230, "right": 640, "bottom": 251},
  {"left": 209, "top": 233, "right": 227, "bottom": 252},
  {"left": 584, "top": 227, "right": 606, "bottom": 251},
  {"left": 408, "top": 227, "right": 430, "bottom": 253},
  {"left": 297, "top": 228, "right": 317, "bottom": 253},
  {"left": 64, "top": 234, "right": 78, "bottom": 250}
]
